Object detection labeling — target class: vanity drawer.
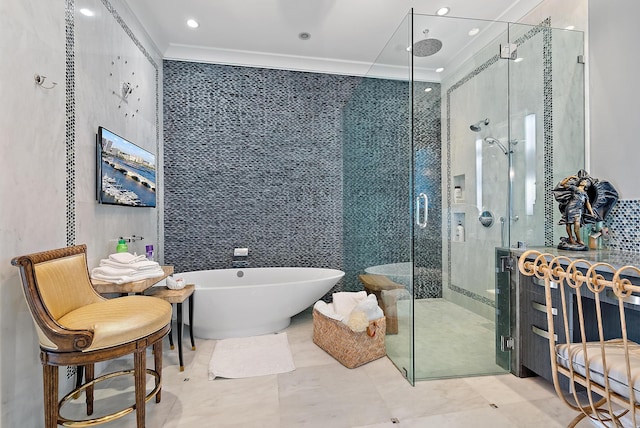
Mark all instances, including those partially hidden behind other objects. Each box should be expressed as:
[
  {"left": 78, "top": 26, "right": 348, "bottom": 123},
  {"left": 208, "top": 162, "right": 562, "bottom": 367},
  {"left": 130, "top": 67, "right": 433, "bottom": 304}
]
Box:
[{"left": 519, "top": 274, "right": 570, "bottom": 382}]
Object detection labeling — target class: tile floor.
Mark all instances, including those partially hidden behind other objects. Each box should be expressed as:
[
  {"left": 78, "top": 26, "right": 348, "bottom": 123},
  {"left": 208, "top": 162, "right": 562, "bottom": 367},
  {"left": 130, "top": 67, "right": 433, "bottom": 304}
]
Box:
[
  {"left": 63, "top": 309, "right": 580, "bottom": 427},
  {"left": 387, "top": 299, "right": 507, "bottom": 380}
]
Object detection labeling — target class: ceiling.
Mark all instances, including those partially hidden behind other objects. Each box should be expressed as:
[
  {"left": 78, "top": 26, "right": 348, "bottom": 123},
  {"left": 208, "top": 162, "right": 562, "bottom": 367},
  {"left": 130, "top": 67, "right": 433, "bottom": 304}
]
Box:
[{"left": 121, "top": 0, "right": 546, "bottom": 78}]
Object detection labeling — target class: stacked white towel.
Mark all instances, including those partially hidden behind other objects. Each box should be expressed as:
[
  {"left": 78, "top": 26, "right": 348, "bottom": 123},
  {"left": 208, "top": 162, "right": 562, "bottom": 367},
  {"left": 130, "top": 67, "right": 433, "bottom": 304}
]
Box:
[{"left": 91, "top": 252, "right": 165, "bottom": 284}]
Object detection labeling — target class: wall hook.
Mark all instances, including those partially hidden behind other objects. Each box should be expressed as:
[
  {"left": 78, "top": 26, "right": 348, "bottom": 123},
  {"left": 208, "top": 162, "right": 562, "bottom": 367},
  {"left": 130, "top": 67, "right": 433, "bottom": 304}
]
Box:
[{"left": 34, "top": 74, "right": 57, "bottom": 90}]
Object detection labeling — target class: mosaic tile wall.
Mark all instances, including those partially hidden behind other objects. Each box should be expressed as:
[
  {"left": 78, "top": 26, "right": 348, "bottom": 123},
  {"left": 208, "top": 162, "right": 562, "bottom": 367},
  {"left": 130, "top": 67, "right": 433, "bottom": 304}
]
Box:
[
  {"left": 342, "top": 79, "right": 442, "bottom": 297},
  {"left": 65, "top": 0, "right": 75, "bottom": 246},
  {"left": 605, "top": 200, "right": 640, "bottom": 252},
  {"left": 342, "top": 78, "right": 411, "bottom": 291},
  {"left": 163, "top": 61, "right": 360, "bottom": 285},
  {"left": 413, "top": 82, "right": 443, "bottom": 298}
]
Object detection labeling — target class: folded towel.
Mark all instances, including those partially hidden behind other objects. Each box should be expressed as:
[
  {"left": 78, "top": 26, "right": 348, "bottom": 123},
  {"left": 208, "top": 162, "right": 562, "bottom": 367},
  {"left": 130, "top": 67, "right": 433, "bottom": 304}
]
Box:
[
  {"left": 313, "top": 301, "right": 343, "bottom": 321},
  {"left": 91, "top": 265, "right": 139, "bottom": 277},
  {"left": 332, "top": 291, "right": 367, "bottom": 318},
  {"left": 353, "top": 294, "right": 384, "bottom": 321},
  {"left": 100, "top": 259, "right": 160, "bottom": 271},
  {"left": 90, "top": 268, "right": 165, "bottom": 284},
  {"left": 108, "top": 252, "right": 147, "bottom": 264}
]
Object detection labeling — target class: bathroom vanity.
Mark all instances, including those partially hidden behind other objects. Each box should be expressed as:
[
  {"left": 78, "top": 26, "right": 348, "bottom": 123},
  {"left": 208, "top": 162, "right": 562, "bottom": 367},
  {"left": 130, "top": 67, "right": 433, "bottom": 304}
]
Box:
[{"left": 502, "top": 247, "right": 640, "bottom": 386}]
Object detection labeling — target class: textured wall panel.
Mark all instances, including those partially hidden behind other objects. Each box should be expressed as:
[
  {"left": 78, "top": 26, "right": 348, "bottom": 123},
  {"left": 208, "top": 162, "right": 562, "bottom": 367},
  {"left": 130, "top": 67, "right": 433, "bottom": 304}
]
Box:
[
  {"left": 342, "top": 78, "right": 442, "bottom": 297},
  {"left": 163, "top": 61, "right": 360, "bottom": 282},
  {"left": 604, "top": 199, "right": 640, "bottom": 252}
]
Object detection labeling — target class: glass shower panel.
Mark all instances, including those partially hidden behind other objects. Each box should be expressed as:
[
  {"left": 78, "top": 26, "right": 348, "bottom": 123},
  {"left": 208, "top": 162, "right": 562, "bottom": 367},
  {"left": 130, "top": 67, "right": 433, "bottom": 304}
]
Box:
[
  {"left": 429, "top": 15, "right": 511, "bottom": 379},
  {"left": 508, "top": 23, "right": 585, "bottom": 248},
  {"left": 342, "top": 12, "right": 415, "bottom": 385},
  {"left": 344, "top": 12, "right": 585, "bottom": 385}
]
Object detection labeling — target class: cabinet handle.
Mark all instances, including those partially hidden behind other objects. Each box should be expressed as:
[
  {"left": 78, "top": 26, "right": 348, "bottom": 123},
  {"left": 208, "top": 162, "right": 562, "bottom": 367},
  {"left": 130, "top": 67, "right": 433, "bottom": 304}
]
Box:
[
  {"left": 532, "top": 301, "right": 557, "bottom": 316},
  {"left": 532, "top": 276, "right": 558, "bottom": 289},
  {"left": 531, "top": 325, "right": 557, "bottom": 341}
]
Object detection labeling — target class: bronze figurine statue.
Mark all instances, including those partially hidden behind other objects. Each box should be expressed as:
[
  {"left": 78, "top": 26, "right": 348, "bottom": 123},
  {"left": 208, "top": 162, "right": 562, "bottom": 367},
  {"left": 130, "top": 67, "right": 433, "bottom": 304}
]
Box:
[{"left": 552, "top": 169, "right": 618, "bottom": 251}]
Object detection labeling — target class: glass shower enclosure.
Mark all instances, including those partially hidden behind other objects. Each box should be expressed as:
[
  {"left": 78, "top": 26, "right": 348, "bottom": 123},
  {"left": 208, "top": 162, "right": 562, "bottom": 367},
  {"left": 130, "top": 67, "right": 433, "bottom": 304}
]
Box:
[{"left": 343, "top": 11, "right": 584, "bottom": 384}]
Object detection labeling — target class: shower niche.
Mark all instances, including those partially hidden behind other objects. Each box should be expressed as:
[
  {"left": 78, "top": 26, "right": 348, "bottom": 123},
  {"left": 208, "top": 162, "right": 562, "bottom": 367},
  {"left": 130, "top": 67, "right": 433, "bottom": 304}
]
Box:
[
  {"left": 452, "top": 213, "right": 465, "bottom": 243},
  {"left": 453, "top": 174, "right": 465, "bottom": 204}
]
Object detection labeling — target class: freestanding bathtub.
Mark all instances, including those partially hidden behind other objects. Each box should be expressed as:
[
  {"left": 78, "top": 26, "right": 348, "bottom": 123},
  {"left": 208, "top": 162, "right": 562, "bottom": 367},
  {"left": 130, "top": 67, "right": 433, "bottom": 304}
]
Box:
[
  {"left": 365, "top": 262, "right": 412, "bottom": 286},
  {"left": 180, "top": 267, "right": 344, "bottom": 339}
]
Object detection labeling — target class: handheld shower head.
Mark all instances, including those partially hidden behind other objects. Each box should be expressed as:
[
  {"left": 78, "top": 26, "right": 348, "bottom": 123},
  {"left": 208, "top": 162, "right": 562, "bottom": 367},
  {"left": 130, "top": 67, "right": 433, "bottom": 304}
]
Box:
[
  {"left": 484, "top": 137, "right": 509, "bottom": 155},
  {"left": 470, "top": 118, "right": 490, "bottom": 132}
]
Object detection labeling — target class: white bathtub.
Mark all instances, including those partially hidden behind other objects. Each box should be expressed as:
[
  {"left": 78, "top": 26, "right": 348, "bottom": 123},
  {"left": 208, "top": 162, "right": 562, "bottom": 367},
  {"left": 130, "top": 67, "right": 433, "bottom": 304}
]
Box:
[
  {"left": 364, "top": 262, "right": 441, "bottom": 288},
  {"left": 180, "top": 267, "right": 344, "bottom": 339},
  {"left": 365, "top": 262, "right": 412, "bottom": 287}
]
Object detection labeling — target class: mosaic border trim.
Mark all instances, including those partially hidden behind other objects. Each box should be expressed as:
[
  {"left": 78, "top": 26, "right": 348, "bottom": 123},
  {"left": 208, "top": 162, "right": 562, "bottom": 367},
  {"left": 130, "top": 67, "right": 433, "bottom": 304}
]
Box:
[
  {"left": 444, "top": 18, "right": 553, "bottom": 309},
  {"left": 98, "top": 0, "right": 161, "bottom": 251},
  {"left": 65, "top": 0, "right": 76, "bottom": 246},
  {"left": 65, "top": 0, "right": 160, "bottom": 247}
]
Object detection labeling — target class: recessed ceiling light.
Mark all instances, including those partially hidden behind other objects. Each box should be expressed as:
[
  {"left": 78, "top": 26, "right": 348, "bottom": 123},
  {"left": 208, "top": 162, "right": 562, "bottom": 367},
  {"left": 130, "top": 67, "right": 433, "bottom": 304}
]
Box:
[
  {"left": 298, "top": 32, "right": 311, "bottom": 41},
  {"left": 186, "top": 19, "right": 199, "bottom": 29},
  {"left": 435, "top": 67, "right": 444, "bottom": 73},
  {"left": 565, "top": 25, "right": 575, "bottom": 30},
  {"left": 79, "top": 8, "right": 95, "bottom": 17},
  {"left": 424, "top": 87, "right": 433, "bottom": 92},
  {"left": 436, "top": 7, "right": 450, "bottom": 16},
  {"left": 514, "top": 57, "right": 524, "bottom": 63},
  {"left": 468, "top": 28, "right": 480, "bottom": 36}
]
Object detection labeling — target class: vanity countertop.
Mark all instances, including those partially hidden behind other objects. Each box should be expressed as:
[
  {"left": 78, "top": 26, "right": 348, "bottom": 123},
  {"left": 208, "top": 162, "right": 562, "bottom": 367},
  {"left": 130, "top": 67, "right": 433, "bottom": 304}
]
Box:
[{"left": 503, "top": 246, "right": 640, "bottom": 273}]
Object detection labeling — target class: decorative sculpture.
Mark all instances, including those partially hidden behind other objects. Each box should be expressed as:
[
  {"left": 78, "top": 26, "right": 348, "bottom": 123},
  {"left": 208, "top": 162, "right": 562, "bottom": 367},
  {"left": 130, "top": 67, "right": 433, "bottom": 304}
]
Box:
[{"left": 552, "top": 169, "right": 618, "bottom": 251}]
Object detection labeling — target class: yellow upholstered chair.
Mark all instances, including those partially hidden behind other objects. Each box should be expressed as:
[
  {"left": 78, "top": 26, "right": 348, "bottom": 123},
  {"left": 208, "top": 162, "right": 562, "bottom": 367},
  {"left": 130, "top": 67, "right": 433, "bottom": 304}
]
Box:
[{"left": 11, "top": 244, "right": 172, "bottom": 428}]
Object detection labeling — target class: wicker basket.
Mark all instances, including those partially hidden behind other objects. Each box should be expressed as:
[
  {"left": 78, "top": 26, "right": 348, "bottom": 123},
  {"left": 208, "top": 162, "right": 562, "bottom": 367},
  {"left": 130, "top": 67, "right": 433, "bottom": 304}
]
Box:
[{"left": 312, "top": 308, "right": 386, "bottom": 369}]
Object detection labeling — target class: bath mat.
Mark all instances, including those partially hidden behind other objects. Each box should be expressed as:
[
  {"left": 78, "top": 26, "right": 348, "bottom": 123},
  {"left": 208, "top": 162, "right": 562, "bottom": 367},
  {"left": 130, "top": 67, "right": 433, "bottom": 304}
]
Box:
[{"left": 208, "top": 332, "right": 295, "bottom": 380}]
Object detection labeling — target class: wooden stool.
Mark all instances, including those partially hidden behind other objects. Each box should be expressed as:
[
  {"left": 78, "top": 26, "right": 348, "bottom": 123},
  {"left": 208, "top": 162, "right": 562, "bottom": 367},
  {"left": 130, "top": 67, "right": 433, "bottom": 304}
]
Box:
[
  {"left": 358, "top": 274, "right": 405, "bottom": 334},
  {"left": 146, "top": 284, "right": 196, "bottom": 371}
]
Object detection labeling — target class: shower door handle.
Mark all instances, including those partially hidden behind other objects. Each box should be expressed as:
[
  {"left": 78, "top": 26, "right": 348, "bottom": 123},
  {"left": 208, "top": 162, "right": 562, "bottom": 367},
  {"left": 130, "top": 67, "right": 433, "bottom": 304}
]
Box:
[{"left": 416, "top": 193, "right": 428, "bottom": 229}]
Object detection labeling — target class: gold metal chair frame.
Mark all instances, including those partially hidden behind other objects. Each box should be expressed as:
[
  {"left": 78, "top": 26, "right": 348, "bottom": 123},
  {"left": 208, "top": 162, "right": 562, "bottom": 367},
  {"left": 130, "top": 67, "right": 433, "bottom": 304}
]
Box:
[
  {"left": 12, "top": 245, "right": 171, "bottom": 428},
  {"left": 58, "top": 368, "right": 161, "bottom": 427},
  {"left": 518, "top": 250, "right": 640, "bottom": 427}
]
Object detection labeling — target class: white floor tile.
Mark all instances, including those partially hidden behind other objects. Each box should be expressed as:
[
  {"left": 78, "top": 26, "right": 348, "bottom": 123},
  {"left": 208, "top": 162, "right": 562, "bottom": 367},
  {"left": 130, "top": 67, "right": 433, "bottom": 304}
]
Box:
[{"left": 63, "top": 309, "right": 581, "bottom": 427}]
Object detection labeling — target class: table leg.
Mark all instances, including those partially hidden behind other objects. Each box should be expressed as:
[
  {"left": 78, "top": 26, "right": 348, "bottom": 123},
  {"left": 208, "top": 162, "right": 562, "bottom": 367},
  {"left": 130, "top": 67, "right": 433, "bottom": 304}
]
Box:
[
  {"left": 189, "top": 294, "right": 196, "bottom": 350},
  {"left": 177, "top": 302, "right": 184, "bottom": 371}
]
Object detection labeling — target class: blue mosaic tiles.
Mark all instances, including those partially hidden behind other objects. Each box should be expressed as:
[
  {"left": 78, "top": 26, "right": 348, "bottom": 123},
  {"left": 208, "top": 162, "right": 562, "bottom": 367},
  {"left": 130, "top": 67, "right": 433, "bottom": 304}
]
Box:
[
  {"left": 163, "top": 61, "right": 360, "bottom": 286},
  {"left": 605, "top": 199, "right": 640, "bottom": 252},
  {"left": 342, "top": 78, "right": 442, "bottom": 298},
  {"left": 65, "top": 0, "right": 76, "bottom": 246},
  {"left": 342, "top": 78, "right": 411, "bottom": 292}
]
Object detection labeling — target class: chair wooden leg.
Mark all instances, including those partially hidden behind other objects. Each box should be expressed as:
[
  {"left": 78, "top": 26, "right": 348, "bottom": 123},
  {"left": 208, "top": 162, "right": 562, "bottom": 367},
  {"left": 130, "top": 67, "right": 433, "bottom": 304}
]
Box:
[
  {"left": 153, "top": 339, "right": 163, "bottom": 403},
  {"left": 134, "top": 349, "right": 146, "bottom": 428},
  {"left": 189, "top": 294, "right": 196, "bottom": 350},
  {"left": 168, "top": 323, "right": 174, "bottom": 349},
  {"left": 85, "top": 363, "right": 95, "bottom": 415},
  {"left": 43, "top": 364, "right": 58, "bottom": 428},
  {"left": 177, "top": 302, "right": 184, "bottom": 371}
]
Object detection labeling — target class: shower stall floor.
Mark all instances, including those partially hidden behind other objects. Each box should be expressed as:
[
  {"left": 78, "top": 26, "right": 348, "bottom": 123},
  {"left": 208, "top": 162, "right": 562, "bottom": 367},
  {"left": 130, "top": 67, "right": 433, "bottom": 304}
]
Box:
[{"left": 385, "top": 298, "right": 507, "bottom": 380}]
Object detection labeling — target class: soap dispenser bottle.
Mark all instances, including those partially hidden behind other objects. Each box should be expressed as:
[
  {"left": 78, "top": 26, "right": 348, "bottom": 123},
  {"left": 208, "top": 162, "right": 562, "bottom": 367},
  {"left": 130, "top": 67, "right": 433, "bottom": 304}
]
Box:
[
  {"left": 456, "top": 222, "right": 465, "bottom": 242},
  {"left": 116, "top": 238, "right": 128, "bottom": 253}
]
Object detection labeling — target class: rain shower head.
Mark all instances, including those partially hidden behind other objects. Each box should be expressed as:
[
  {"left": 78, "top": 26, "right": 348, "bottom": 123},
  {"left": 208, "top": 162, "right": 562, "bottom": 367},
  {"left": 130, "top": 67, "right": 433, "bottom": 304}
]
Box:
[
  {"left": 412, "top": 29, "right": 443, "bottom": 57},
  {"left": 484, "top": 137, "right": 510, "bottom": 155},
  {"left": 470, "top": 118, "right": 490, "bottom": 132}
]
